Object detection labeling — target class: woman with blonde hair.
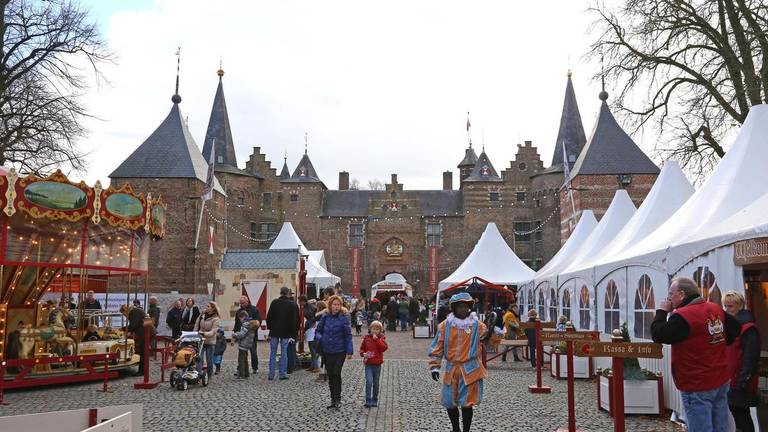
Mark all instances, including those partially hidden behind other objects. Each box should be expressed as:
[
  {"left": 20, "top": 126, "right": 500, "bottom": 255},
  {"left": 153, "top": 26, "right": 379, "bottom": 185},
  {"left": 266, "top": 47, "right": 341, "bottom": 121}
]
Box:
[
  {"left": 316, "top": 295, "right": 353, "bottom": 409},
  {"left": 195, "top": 301, "right": 221, "bottom": 380}
]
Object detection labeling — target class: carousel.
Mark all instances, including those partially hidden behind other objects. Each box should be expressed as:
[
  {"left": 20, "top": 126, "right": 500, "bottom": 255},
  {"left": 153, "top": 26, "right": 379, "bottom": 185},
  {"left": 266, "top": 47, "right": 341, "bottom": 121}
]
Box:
[{"left": 0, "top": 169, "right": 165, "bottom": 389}]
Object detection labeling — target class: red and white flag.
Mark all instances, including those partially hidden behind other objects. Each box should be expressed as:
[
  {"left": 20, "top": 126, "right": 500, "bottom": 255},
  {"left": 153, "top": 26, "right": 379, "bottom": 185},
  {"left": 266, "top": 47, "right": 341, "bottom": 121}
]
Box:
[
  {"left": 466, "top": 113, "right": 471, "bottom": 131},
  {"left": 202, "top": 140, "right": 216, "bottom": 201},
  {"left": 208, "top": 225, "right": 214, "bottom": 255}
]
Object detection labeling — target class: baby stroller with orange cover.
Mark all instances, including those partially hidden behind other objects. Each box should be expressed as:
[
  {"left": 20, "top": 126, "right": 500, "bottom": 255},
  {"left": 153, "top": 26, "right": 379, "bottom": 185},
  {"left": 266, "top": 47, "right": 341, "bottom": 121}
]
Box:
[{"left": 169, "top": 332, "right": 209, "bottom": 390}]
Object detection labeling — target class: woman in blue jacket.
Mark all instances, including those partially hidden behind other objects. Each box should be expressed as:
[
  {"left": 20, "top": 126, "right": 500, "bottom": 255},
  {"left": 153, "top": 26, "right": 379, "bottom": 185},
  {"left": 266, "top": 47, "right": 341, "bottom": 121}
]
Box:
[{"left": 316, "top": 295, "right": 353, "bottom": 410}]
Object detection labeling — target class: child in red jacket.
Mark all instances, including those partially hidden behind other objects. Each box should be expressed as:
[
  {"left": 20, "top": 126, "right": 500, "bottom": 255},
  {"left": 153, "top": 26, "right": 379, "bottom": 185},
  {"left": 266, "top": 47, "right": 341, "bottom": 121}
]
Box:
[{"left": 360, "top": 320, "right": 388, "bottom": 407}]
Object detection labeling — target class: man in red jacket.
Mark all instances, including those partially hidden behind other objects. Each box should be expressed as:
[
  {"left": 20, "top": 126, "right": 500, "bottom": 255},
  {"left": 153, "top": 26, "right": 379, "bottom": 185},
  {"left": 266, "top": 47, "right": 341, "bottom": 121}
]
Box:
[
  {"left": 360, "top": 320, "right": 388, "bottom": 408},
  {"left": 651, "top": 277, "right": 741, "bottom": 432}
]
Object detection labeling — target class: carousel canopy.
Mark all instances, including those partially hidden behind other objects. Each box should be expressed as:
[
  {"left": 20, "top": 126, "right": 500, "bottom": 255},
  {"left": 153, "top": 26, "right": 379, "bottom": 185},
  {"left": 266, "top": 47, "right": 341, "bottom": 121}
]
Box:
[
  {"left": 270, "top": 222, "right": 340, "bottom": 289},
  {"left": 439, "top": 223, "right": 534, "bottom": 289}
]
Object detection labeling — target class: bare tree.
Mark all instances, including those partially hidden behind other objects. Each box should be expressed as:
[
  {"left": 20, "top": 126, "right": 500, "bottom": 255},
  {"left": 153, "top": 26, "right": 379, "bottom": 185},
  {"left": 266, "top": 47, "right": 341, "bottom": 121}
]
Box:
[
  {"left": 1, "top": 0, "right": 112, "bottom": 175},
  {"left": 366, "top": 179, "right": 385, "bottom": 190},
  {"left": 349, "top": 178, "right": 360, "bottom": 190},
  {"left": 589, "top": 0, "right": 768, "bottom": 178}
]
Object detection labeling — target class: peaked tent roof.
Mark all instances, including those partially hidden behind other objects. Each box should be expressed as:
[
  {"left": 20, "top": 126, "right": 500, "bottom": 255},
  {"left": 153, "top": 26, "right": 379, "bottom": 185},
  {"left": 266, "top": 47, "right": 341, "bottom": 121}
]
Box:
[
  {"left": 558, "top": 189, "right": 636, "bottom": 276},
  {"left": 535, "top": 210, "right": 598, "bottom": 282},
  {"left": 439, "top": 223, "right": 534, "bottom": 288},
  {"left": 110, "top": 101, "right": 224, "bottom": 194},
  {"left": 463, "top": 151, "right": 502, "bottom": 182},
  {"left": 569, "top": 96, "right": 660, "bottom": 177},
  {"left": 458, "top": 147, "right": 479, "bottom": 168},
  {"left": 606, "top": 104, "right": 768, "bottom": 272},
  {"left": 270, "top": 222, "right": 340, "bottom": 288},
  {"left": 591, "top": 161, "right": 693, "bottom": 277},
  {"left": 282, "top": 153, "right": 325, "bottom": 186},
  {"left": 551, "top": 72, "right": 587, "bottom": 170}
]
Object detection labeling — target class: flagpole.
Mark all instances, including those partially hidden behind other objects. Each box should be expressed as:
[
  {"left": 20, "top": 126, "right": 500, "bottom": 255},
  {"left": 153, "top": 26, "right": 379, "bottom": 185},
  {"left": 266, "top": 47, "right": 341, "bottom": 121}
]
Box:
[
  {"left": 195, "top": 138, "right": 217, "bottom": 250},
  {"left": 194, "top": 197, "right": 206, "bottom": 250}
]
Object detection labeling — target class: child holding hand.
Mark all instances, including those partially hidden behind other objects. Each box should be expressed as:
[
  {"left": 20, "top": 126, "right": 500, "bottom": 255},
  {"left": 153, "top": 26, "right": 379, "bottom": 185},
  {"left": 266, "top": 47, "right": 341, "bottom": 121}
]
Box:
[{"left": 359, "top": 320, "right": 388, "bottom": 408}]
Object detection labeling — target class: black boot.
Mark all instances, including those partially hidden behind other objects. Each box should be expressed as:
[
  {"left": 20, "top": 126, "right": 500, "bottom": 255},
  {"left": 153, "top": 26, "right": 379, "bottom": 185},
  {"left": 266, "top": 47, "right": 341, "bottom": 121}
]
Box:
[
  {"left": 447, "top": 408, "right": 460, "bottom": 432},
  {"left": 461, "top": 407, "right": 473, "bottom": 432}
]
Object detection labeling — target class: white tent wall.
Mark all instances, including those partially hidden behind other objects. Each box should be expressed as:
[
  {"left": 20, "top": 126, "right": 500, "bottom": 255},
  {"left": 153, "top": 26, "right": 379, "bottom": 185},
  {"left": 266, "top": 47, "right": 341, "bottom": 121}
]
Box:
[
  {"left": 625, "top": 266, "right": 669, "bottom": 342},
  {"left": 675, "top": 245, "right": 743, "bottom": 307},
  {"left": 559, "top": 281, "right": 576, "bottom": 325}
]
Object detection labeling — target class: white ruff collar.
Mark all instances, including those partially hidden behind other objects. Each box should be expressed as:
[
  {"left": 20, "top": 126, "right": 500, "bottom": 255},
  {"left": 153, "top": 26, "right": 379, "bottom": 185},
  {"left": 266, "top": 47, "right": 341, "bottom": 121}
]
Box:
[{"left": 446, "top": 312, "right": 478, "bottom": 330}]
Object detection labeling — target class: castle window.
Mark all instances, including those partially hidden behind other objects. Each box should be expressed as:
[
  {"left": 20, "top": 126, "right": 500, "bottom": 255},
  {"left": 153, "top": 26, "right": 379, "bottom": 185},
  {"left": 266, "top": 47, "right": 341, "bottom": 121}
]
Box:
[
  {"left": 534, "top": 221, "right": 543, "bottom": 241},
  {"left": 217, "top": 155, "right": 223, "bottom": 163},
  {"left": 250, "top": 222, "right": 258, "bottom": 242},
  {"left": 535, "top": 199, "right": 541, "bottom": 208},
  {"left": 514, "top": 222, "right": 531, "bottom": 242},
  {"left": 489, "top": 191, "right": 500, "bottom": 202},
  {"left": 516, "top": 192, "right": 525, "bottom": 202},
  {"left": 349, "top": 223, "right": 364, "bottom": 247},
  {"left": 262, "top": 192, "right": 272, "bottom": 208},
  {"left": 518, "top": 162, "right": 527, "bottom": 171},
  {"left": 290, "top": 193, "right": 299, "bottom": 202},
  {"left": 426, "top": 223, "right": 441, "bottom": 247},
  {"left": 237, "top": 196, "right": 245, "bottom": 206},
  {"left": 260, "top": 223, "right": 277, "bottom": 241}
]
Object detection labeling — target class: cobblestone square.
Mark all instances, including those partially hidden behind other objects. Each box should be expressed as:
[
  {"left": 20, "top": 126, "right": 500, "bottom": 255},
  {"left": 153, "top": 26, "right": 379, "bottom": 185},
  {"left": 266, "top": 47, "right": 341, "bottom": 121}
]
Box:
[{"left": 0, "top": 330, "right": 682, "bottom": 431}]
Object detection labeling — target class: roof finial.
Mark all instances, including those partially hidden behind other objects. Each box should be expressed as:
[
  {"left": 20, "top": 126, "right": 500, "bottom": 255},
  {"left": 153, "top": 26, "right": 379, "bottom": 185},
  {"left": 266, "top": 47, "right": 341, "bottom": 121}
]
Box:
[
  {"left": 304, "top": 131, "right": 308, "bottom": 155},
  {"left": 482, "top": 128, "right": 485, "bottom": 152},
  {"left": 284, "top": 147, "right": 287, "bottom": 163},
  {"left": 217, "top": 57, "right": 224, "bottom": 79},
  {"left": 172, "top": 46, "right": 182, "bottom": 104},
  {"left": 567, "top": 54, "right": 572, "bottom": 77},
  {"left": 599, "top": 55, "right": 609, "bottom": 101},
  {"left": 466, "top": 111, "right": 472, "bottom": 149}
]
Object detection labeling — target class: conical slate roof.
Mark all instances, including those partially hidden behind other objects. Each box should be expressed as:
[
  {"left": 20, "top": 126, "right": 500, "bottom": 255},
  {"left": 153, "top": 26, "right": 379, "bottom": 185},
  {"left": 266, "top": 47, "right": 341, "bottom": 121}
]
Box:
[
  {"left": 202, "top": 74, "right": 237, "bottom": 168},
  {"left": 570, "top": 95, "right": 659, "bottom": 177},
  {"left": 551, "top": 72, "right": 587, "bottom": 170},
  {"left": 279, "top": 158, "right": 291, "bottom": 180},
  {"left": 282, "top": 153, "right": 325, "bottom": 186},
  {"left": 110, "top": 101, "right": 224, "bottom": 194},
  {"left": 457, "top": 147, "right": 478, "bottom": 168},
  {"left": 463, "top": 151, "right": 502, "bottom": 182}
]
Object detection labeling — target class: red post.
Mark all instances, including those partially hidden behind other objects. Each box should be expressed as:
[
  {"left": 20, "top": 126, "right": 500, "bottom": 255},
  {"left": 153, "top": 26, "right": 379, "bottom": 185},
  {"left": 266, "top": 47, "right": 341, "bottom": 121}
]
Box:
[
  {"left": 134, "top": 320, "right": 159, "bottom": 389},
  {"left": 528, "top": 319, "right": 551, "bottom": 394},
  {"left": 88, "top": 408, "right": 98, "bottom": 427},
  {"left": 0, "top": 360, "right": 7, "bottom": 405},
  {"left": 611, "top": 331, "right": 625, "bottom": 432},
  {"left": 556, "top": 323, "right": 583, "bottom": 432},
  {"left": 657, "top": 373, "right": 665, "bottom": 417},
  {"left": 298, "top": 255, "right": 307, "bottom": 353},
  {"left": 101, "top": 354, "right": 109, "bottom": 393}
]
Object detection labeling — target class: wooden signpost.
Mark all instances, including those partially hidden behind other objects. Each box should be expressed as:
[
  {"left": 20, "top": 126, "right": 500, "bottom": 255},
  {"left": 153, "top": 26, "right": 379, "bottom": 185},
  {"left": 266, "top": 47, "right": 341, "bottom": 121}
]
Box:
[
  {"left": 527, "top": 320, "right": 555, "bottom": 394},
  {"left": 575, "top": 331, "right": 664, "bottom": 432}
]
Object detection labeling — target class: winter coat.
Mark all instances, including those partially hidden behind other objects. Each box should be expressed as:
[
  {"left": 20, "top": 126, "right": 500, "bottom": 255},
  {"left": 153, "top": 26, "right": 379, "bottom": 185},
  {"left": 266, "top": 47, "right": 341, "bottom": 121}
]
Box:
[
  {"left": 398, "top": 300, "right": 410, "bottom": 316},
  {"left": 148, "top": 305, "right": 161, "bottom": 328},
  {"left": 409, "top": 299, "right": 420, "bottom": 319},
  {"left": 234, "top": 304, "right": 261, "bottom": 332},
  {"left": 195, "top": 313, "right": 221, "bottom": 346},
  {"left": 303, "top": 303, "right": 317, "bottom": 329},
  {"left": 728, "top": 309, "right": 761, "bottom": 407},
  {"left": 165, "top": 307, "right": 183, "bottom": 331},
  {"left": 214, "top": 330, "right": 227, "bottom": 355},
  {"left": 181, "top": 306, "right": 200, "bottom": 330},
  {"left": 316, "top": 309, "right": 353, "bottom": 355},
  {"left": 360, "top": 334, "right": 388, "bottom": 365},
  {"left": 127, "top": 307, "right": 147, "bottom": 342},
  {"left": 232, "top": 319, "right": 256, "bottom": 351},
  {"left": 386, "top": 300, "right": 398, "bottom": 320},
  {"left": 369, "top": 300, "right": 381, "bottom": 314},
  {"left": 266, "top": 296, "right": 298, "bottom": 338}
]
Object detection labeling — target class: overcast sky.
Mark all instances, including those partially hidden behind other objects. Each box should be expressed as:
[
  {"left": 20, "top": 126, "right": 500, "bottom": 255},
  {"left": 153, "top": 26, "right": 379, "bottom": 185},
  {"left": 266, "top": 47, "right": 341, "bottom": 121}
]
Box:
[{"left": 77, "top": 0, "right": 630, "bottom": 190}]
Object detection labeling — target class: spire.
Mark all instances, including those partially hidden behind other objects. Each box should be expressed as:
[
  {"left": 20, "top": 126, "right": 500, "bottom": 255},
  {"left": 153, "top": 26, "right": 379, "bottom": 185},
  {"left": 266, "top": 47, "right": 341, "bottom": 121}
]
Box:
[
  {"left": 551, "top": 70, "right": 587, "bottom": 170},
  {"left": 172, "top": 47, "right": 182, "bottom": 104},
  {"left": 463, "top": 150, "right": 502, "bottom": 182},
  {"left": 304, "top": 131, "right": 308, "bottom": 155},
  {"left": 283, "top": 151, "right": 324, "bottom": 186},
  {"left": 202, "top": 66, "right": 239, "bottom": 170},
  {"left": 279, "top": 154, "right": 290, "bottom": 180}
]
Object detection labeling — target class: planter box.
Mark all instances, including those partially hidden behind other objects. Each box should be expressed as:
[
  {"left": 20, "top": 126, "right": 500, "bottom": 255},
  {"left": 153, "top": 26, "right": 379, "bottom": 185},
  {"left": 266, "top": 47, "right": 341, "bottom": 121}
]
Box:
[
  {"left": 413, "top": 325, "right": 432, "bottom": 339},
  {"left": 598, "top": 375, "right": 662, "bottom": 415},
  {"left": 549, "top": 352, "right": 593, "bottom": 379}
]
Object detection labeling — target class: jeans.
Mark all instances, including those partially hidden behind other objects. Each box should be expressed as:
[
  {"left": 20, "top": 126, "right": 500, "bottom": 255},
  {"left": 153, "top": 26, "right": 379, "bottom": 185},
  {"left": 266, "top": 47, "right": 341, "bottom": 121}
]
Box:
[
  {"left": 324, "top": 352, "right": 347, "bottom": 401},
  {"left": 268, "top": 337, "right": 289, "bottom": 379},
  {"left": 399, "top": 313, "right": 409, "bottom": 331},
  {"left": 197, "top": 344, "right": 214, "bottom": 377},
  {"left": 680, "top": 382, "right": 730, "bottom": 432},
  {"left": 309, "top": 340, "right": 320, "bottom": 369},
  {"left": 528, "top": 340, "right": 536, "bottom": 367},
  {"left": 365, "top": 364, "right": 382, "bottom": 405}
]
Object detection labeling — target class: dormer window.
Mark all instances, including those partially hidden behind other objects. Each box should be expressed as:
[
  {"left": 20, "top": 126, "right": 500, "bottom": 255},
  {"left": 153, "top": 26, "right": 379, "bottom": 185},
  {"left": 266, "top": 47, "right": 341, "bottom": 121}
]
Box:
[{"left": 217, "top": 156, "right": 223, "bottom": 163}]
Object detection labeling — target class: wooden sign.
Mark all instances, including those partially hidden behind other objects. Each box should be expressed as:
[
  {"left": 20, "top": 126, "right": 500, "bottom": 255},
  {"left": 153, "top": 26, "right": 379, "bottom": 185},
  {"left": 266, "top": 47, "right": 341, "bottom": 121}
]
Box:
[
  {"left": 520, "top": 321, "right": 556, "bottom": 330},
  {"left": 540, "top": 330, "right": 600, "bottom": 342},
  {"left": 733, "top": 237, "right": 768, "bottom": 265},
  {"left": 574, "top": 341, "right": 663, "bottom": 359}
]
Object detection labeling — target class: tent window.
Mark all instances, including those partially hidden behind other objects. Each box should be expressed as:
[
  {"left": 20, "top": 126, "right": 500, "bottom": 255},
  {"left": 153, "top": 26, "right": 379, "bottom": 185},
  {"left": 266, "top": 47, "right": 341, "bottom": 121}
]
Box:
[
  {"left": 604, "top": 280, "right": 620, "bottom": 334},
  {"left": 426, "top": 223, "right": 441, "bottom": 247},
  {"left": 527, "top": 289, "right": 534, "bottom": 316},
  {"left": 538, "top": 291, "right": 546, "bottom": 319},
  {"left": 579, "top": 285, "right": 590, "bottom": 329},
  {"left": 549, "top": 287, "right": 558, "bottom": 322},
  {"left": 634, "top": 275, "right": 655, "bottom": 339},
  {"left": 534, "top": 221, "right": 543, "bottom": 241},
  {"left": 694, "top": 266, "right": 721, "bottom": 306},
  {"left": 562, "top": 289, "right": 571, "bottom": 321},
  {"left": 349, "top": 223, "right": 364, "bottom": 247}
]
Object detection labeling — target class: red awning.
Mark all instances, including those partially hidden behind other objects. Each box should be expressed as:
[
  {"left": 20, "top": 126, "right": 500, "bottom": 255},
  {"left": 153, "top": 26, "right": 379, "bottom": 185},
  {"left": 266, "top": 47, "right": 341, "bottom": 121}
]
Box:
[{"left": 441, "top": 276, "right": 512, "bottom": 295}]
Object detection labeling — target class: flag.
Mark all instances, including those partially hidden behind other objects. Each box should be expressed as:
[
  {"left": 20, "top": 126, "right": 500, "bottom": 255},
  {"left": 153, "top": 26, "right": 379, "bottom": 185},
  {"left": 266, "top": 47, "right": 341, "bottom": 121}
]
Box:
[
  {"left": 562, "top": 140, "right": 571, "bottom": 185},
  {"left": 466, "top": 113, "right": 471, "bottom": 131},
  {"left": 202, "top": 139, "right": 216, "bottom": 201},
  {"left": 208, "top": 225, "right": 214, "bottom": 255}
]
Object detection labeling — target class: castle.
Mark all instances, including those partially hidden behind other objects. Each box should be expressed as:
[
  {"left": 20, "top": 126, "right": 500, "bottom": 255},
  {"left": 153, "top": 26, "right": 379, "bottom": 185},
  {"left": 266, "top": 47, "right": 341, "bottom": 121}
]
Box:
[{"left": 109, "top": 68, "right": 659, "bottom": 297}]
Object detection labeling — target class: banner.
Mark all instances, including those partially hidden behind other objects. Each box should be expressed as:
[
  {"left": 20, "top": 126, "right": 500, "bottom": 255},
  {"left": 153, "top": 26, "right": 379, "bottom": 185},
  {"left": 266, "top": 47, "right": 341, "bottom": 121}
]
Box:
[
  {"left": 351, "top": 247, "right": 362, "bottom": 297},
  {"left": 428, "top": 245, "right": 440, "bottom": 294}
]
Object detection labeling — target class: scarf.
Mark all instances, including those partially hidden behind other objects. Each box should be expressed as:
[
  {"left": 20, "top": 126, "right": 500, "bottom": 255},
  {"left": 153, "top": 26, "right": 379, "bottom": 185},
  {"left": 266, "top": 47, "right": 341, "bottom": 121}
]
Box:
[{"left": 445, "top": 312, "right": 478, "bottom": 331}]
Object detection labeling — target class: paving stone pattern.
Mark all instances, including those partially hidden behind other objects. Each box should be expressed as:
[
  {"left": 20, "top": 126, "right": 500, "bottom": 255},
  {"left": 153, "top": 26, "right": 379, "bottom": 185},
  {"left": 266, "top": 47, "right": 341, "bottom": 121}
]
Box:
[{"left": 0, "top": 330, "right": 682, "bottom": 431}]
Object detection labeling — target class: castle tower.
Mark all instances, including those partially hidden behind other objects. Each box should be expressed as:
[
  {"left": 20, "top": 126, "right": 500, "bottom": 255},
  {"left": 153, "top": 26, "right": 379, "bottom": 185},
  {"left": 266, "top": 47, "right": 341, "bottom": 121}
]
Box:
[{"left": 281, "top": 149, "right": 327, "bottom": 248}]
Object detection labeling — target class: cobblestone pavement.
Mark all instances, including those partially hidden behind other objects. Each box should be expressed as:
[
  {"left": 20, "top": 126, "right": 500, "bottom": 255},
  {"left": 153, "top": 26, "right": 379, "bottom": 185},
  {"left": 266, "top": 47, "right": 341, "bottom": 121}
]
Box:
[{"left": 1, "top": 330, "right": 682, "bottom": 431}]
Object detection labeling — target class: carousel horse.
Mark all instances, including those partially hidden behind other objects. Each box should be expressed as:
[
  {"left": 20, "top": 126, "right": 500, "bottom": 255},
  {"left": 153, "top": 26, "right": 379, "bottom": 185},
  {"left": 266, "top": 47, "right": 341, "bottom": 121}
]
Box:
[
  {"left": 18, "top": 325, "right": 37, "bottom": 359},
  {"left": 31, "top": 307, "right": 75, "bottom": 356}
]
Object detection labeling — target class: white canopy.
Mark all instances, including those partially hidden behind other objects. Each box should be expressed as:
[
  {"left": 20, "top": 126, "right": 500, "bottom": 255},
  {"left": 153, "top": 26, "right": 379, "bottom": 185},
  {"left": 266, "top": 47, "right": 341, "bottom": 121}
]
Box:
[
  {"left": 439, "top": 222, "right": 534, "bottom": 289},
  {"left": 605, "top": 104, "right": 768, "bottom": 273},
  {"left": 534, "top": 210, "right": 598, "bottom": 282},
  {"left": 309, "top": 250, "right": 327, "bottom": 269},
  {"left": 270, "top": 222, "right": 341, "bottom": 289}
]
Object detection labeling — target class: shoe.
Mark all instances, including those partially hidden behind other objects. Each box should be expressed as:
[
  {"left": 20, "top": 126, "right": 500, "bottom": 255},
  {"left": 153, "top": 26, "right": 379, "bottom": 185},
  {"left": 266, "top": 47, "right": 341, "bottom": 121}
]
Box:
[
  {"left": 234, "top": 372, "right": 239, "bottom": 377},
  {"left": 215, "top": 370, "right": 220, "bottom": 375},
  {"left": 370, "top": 403, "right": 378, "bottom": 408},
  {"left": 268, "top": 376, "right": 274, "bottom": 381},
  {"left": 326, "top": 402, "right": 336, "bottom": 410},
  {"left": 252, "top": 368, "right": 258, "bottom": 373},
  {"left": 279, "top": 376, "right": 288, "bottom": 380},
  {"left": 364, "top": 403, "right": 370, "bottom": 408},
  {"left": 332, "top": 401, "right": 341, "bottom": 410}
]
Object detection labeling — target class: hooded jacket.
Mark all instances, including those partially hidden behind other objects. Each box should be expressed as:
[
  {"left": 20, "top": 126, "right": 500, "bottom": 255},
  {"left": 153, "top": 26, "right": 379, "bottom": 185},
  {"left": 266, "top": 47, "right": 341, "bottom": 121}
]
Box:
[
  {"left": 360, "top": 334, "right": 388, "bottom": 365},
  {"left": 316, "top": 308, "right": 353, "bottom": 355}
]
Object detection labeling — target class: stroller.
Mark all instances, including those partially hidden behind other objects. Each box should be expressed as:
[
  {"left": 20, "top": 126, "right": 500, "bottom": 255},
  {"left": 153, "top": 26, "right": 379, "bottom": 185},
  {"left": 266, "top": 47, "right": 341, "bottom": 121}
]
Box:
[{"left": 169, "top": 332, "right": 209, "bottom": 390}]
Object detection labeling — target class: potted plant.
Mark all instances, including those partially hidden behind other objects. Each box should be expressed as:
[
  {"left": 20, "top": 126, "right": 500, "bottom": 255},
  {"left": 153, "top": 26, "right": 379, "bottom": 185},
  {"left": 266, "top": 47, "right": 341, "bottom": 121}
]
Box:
[
  {"left": 597, "top": 323, "right": 664, "bottom": 416},
  {"left": 413, "top": 308, "right": 432, "bottom": 338},
  {"left": 549, "top": 322, "right": 594, "bottom": 379}
]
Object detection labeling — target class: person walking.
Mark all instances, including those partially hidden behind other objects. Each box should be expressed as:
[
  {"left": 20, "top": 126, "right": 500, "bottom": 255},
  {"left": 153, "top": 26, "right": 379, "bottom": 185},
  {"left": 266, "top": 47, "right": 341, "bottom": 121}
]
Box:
[
  {"left": 316, "top": 295, "right": 353, "bottom": 409},
  {"left": 233, "top": 295, "right": 262, "bottom": 374},
  {"left": 232, "top": 311, "right": 257, "bottom": 379},
  {"left": 398, "top": 296, "right": 410, "bottom": 331},
  {"left": 194, "top": 301, "right": 221, "bottom": 380},
  {"left": 651, "top": 277, "right": 740, "bottom": 432},
  {"left": 122, "top": 304, "right": 147, "bottom": 376},
  {"left": 360, "top": 320, "right": 388, "bottom": 408},
  {"left": 409, "top": 296, "right": 420, "bottom": 330},
  {"left": 386, "top": 297, "right": 398, "bottom": 331},
  {"left": 165, "top": 300, "right": 183, "bottom": 339},
  {"left": 302, "top": 298, "right": 320, "bottom": 372},
  {"left": 266, "top": 287, "right": 297, "bottom": 381},
  {"left": 368, "top": 298, "right": 381, "bottom": 326},
  {"left": 181, "top": 298, "right": 200, "bottom": 332},
  {"left": 524, "top": 309, "right": 539, "bottom": 368},
  {"left": 723, "top": 291, "right": 761, "bottom": 432},
  {"left": 502, "top": 304, "right": 522, "bottom": 362},
  {"left": 428, "top": 292, "right": 487, "bottom": 432}
]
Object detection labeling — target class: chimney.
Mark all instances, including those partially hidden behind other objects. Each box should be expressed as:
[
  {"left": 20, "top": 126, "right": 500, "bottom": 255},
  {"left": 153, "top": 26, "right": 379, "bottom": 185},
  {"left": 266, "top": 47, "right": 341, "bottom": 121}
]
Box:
[
  {"left": 443, "top": 171, "right": 453, "bottom": 190},
  {"left": 391, "top": 173, "right": 398, "bottom": 185},
  {"left": 339, "top": 171, "right": 349, "bottom": 190}
]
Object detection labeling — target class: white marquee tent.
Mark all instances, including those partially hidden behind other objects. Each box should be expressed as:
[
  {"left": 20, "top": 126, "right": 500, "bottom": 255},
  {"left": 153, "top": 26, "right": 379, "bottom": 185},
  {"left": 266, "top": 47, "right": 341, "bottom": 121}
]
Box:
[{"left": 270, "top": 222, "right": 341, "bottom": 291}]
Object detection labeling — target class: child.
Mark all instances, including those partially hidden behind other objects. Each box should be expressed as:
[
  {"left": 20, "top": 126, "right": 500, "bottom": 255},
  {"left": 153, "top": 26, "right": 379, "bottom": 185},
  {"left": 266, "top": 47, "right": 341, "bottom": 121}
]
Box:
[
  {"left": 359, "top": 320, "right": 388, "bottom": 408},
  {"left": 353, "top": 308, "right": 364, "bottom": 335},
  {"left": 556, "top": 315, "right": 567, "bottom": 331},
  {"left": 524, "top": 309, "right": 539, "bottom": 368},
  {"left": 232, "top": 311, "right": 256, "bottom": 379},
  {"left": 83, "top": 324, "right": 101, "bottom": 341},
  {"left": 213, "top": 328, "right": 226, "bottom": 375}
]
